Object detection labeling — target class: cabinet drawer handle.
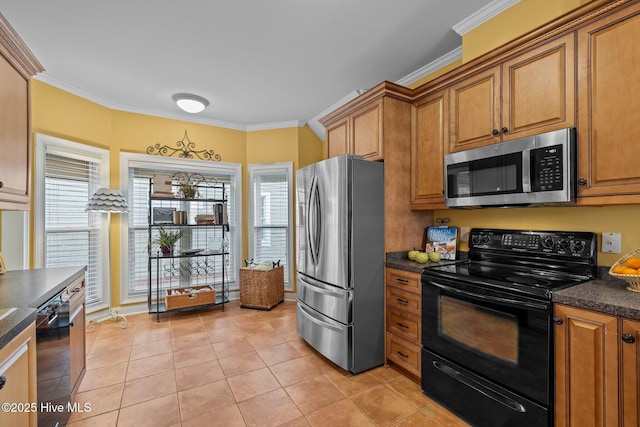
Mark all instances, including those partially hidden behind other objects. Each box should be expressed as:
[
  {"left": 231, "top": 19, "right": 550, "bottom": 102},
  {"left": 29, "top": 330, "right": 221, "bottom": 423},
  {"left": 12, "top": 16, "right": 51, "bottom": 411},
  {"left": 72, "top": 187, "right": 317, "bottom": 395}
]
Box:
[
  {"left": 492, "top": 129, "right": 499, "bottom": 136},
  {"left": 501, "top": 127, "right": 509, "bottom": 134},
  {"left": 396, "top": 278, "right": 409, "bottom": 283},
  {"left": 396, "top": 350, "right": 409, "bottom": 358},
  {"left": 578, "top": 178, "right": 588, "bottom": 186},
  {"left": 395, "top": 298, "right": 409, "bottom": 305},
  {"left": 553, "top": 317, "right": 563, "bottom": 325},
  {"left": 622, "top": 334, "right": 636, "bottom": 344},
  {"left": 0, "top": 376, "right": 5, "bottom": 389},
  {"left": 396, "top": 322, "right": 409, "bottom": 329}
]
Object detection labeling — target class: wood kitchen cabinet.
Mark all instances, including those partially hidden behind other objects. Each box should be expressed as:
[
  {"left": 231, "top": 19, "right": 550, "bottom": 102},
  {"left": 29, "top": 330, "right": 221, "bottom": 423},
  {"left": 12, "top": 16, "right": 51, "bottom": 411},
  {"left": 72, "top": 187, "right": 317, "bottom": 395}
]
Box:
[
  {"left": 621, "top": 318, "right": 640, "bottom": 426},
  {"left": 449, "top": 33, "right": 575, "bottom": 153},
  {"left": 319, "top": 81, "right": 413, "bottom": 161},
  {"left": 0, "top": 323, "right": 37, "bottom": 427},
  {"left": 555, "top": 304, "right": 640, "bottom": 427},
  {"left": 411, "top": 88, "right": 448, "bottom": 210},
  {"left": 320, "top": 81, "right": 433, "bottom": 252},
  {"left": 576, "top": 2, "right": 640, "bottom": 204},
  {"left": 0, "top": 14, "right": 43, "bottom": 210},
  {"left": 385, "top": 268, "right": 422, "bottom": 381}
]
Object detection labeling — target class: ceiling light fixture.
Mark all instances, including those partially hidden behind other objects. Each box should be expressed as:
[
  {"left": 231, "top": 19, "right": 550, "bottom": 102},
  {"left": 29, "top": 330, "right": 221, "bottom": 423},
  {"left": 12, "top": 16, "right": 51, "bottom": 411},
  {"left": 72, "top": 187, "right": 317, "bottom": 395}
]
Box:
[{"left": 172, "top": 93, "right": 209, "bottom": 114}]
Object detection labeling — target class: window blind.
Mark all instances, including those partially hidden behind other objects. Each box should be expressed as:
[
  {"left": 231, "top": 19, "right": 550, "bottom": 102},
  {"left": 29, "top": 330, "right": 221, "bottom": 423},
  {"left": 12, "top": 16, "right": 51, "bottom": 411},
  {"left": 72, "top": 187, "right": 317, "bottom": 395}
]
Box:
[
  {"left": 251, "top": 169, "right": 289, "bottom": 283},
  {"left": 45, "top": 154, "right": 103, "bottom": 304}
]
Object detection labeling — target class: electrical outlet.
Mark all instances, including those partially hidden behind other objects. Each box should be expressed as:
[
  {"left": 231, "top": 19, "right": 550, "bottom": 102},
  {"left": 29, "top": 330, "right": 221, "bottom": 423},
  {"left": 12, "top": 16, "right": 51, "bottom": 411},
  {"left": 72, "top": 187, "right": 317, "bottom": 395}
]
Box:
[
  {"left": 602, "top": 232, "right": 622, "bottom": 254},
  {"left": 460, "top": 227, "right": 470, "bottom": 243}
]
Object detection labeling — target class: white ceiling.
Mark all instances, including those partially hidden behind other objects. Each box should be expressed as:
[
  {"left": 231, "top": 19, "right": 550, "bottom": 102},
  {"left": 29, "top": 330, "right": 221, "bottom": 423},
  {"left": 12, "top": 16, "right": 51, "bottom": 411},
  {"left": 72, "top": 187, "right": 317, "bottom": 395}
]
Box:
[{"left": 0, "top": 0, "right": 514, "bottom": 133}]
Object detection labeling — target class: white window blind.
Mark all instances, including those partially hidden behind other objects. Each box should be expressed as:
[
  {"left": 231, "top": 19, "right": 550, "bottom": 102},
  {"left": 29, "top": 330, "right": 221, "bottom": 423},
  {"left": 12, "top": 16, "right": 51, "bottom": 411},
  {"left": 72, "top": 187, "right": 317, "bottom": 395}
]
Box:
[
  {"left": 127, "top": 168, "right": 237, "bottom": 296},
  {"left": 249, "top": 163, "right": 292, "bottom": 287},
  {"left": 44, "top": 154, "right": 103, "bottom": 304}
]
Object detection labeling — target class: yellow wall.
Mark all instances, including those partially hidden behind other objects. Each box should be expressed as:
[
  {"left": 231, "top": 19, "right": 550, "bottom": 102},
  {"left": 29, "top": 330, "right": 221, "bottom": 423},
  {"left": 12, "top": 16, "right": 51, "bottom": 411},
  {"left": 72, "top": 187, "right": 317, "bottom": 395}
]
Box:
[
  {"left": 29, "top": 80, "right": 323, "bottom": 309},
  {"left": 463, "top": 0, "right": 591, "bottom": 61}
]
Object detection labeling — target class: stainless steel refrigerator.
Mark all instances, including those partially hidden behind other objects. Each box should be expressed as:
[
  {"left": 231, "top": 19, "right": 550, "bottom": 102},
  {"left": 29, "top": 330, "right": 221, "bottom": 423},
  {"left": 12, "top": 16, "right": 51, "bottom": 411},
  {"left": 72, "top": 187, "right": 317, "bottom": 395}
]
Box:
[{"left": 296, "top": 154, "right": 384, "bottom": 374}]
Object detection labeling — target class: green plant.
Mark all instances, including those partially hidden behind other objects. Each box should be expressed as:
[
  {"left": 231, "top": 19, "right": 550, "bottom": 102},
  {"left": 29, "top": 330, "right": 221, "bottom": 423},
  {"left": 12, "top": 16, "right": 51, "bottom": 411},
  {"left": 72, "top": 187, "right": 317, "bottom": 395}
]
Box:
[
  {"left": 178, "top": 183, "right": 197, "bottom": 199},
  {"left": 154, "top": 227, "right": 184, "bottom": 253}
]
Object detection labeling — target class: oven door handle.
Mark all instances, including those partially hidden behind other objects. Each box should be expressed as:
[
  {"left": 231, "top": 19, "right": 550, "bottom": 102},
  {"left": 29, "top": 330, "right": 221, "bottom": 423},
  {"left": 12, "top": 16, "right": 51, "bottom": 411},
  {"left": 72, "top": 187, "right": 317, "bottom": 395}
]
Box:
[
  {"left": 428, "top": 280, "right": 549, "bottom": 311},
  {"left": 432, "top": 360, "right": 527, "bottom": 413}
]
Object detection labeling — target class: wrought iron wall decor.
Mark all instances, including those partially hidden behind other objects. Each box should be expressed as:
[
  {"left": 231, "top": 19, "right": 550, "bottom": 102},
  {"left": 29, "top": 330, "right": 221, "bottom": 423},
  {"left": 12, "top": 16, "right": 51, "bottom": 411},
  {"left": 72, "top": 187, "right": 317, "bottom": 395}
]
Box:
[{"left": 147, "top": 130, "right": 222, "bottom": 161}]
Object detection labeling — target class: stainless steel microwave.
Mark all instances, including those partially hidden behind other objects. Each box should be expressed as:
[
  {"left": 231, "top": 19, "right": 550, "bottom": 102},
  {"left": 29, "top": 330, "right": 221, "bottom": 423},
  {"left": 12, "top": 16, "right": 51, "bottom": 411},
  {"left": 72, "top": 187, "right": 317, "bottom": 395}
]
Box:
[{"left": 444, "top": 127, "right": 577, "bottom": 208}]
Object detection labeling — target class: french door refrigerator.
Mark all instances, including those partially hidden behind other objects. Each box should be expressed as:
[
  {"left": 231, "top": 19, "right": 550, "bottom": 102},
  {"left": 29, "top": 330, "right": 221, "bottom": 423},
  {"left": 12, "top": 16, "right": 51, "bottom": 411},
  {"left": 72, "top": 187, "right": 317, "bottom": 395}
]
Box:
[{"left": 296, "top": 154, "right": 384, "bottom": 374}]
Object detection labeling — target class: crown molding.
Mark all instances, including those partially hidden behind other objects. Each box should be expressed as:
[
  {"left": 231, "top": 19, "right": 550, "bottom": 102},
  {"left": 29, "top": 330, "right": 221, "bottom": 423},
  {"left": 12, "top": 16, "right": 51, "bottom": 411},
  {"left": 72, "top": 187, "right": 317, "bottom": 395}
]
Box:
[
  {"left": 396, "top": 47, "right": 462, "bottom": 87},
  {"left": 453, "top": 0, "right": 520, "bottom": 36},
  {"left": 35, "top": 74, "right": 311, "bottom": 132},
  {"left": 246, "top": 121, "right": 305, "bottom": 131}
]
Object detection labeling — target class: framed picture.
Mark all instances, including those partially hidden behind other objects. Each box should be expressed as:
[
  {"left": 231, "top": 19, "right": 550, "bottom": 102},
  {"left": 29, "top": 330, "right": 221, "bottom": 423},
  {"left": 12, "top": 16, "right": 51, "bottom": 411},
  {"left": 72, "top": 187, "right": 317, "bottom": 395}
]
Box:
[{"left": 153, "top": 207, "right": 176, "bottom": 224}]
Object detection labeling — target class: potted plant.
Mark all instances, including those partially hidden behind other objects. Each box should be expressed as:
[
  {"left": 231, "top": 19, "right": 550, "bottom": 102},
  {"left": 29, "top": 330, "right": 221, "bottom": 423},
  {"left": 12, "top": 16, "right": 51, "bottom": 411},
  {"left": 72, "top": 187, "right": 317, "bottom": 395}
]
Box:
[
  {"left": 178, "top": 182, "right": 197, "bottom": 199},
  {"left": 154, "top": 227, "right": 184, "bottom": 255}
]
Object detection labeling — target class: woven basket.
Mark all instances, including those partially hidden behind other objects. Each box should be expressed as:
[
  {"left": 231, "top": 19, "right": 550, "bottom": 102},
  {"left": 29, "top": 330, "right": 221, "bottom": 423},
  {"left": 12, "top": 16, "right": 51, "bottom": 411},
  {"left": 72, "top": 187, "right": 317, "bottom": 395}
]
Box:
[
  {"left": 608, "top": 247, "right": 640, "bottom": 293},
  {"left": 239, "top": 266, "right": 284, "bottom": 310},
  {"left": 165, "top": 285, "right": 216, "bottom": 310}
]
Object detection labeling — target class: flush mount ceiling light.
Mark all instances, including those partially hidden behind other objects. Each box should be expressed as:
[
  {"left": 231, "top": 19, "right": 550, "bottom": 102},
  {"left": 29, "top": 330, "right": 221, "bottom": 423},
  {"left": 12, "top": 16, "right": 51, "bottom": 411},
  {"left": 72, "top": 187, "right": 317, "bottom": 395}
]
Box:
[{"left": 172, "top": 93, "right": 210, "bottom": 114}]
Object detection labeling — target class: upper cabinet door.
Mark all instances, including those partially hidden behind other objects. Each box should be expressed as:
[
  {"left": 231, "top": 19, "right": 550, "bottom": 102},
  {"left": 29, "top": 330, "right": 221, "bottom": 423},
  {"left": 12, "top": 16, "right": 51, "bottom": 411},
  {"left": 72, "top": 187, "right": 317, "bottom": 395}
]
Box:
[
  {"left": 0, "top": 55, "right": 30, "bottom": 209},
  {"left": 577, "top": 3, "right": 640, "bottom": 202},
  {"left": 351, "top": 100, "right": 383, "bottom": 161},
  {"left": 411, "top": 88, "right": 448, "bottom": 209},
  {"left": 502, "top": 32, "right": 575, "bottom": 140},
  {"left": 326, "top": 117, "right": 349, "bottom": 160},
  {"left": 449, "top": 65, "right": 501, "bottom": 152}
]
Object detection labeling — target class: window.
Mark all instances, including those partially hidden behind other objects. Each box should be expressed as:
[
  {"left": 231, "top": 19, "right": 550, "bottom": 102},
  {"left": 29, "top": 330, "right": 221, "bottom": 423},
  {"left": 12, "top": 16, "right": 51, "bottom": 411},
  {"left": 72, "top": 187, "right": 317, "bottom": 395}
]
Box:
[
  {"left": 120, "top": 153, "right": 242, "bottom": 304},
  {"left": 248, "top": 163, "right": 293, "bottom": 290},
  {"left": 34, "top": 134, "right": 110, "bottom": 310}
]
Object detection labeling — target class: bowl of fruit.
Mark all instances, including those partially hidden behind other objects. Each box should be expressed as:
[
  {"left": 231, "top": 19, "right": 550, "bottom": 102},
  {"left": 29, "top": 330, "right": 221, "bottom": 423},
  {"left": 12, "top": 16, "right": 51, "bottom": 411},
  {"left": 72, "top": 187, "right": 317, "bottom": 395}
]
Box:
[{"left": 609, "top": 248, "right": 640, "bottom": 292}]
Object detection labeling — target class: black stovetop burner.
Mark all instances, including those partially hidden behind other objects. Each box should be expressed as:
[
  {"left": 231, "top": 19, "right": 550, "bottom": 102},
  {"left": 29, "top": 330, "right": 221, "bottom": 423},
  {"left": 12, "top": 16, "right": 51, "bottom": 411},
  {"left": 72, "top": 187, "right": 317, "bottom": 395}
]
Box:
[{"left": 424, "top": 228, "right": 598, "bottom": 299}]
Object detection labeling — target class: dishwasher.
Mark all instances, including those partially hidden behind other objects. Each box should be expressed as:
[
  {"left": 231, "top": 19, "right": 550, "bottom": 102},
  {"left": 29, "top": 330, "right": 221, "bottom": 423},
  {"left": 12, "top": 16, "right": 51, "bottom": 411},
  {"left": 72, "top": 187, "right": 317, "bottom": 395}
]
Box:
[{"left": 36, "top": 281, "right": 85, "bottom": 427}]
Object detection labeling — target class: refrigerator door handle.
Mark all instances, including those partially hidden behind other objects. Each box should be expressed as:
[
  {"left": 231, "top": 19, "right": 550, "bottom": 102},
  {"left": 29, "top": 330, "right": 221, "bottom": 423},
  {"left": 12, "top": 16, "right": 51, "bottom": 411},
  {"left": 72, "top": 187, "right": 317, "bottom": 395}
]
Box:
[
  {"left": 298, "top": 273, "right": 350, "bottom": 298},
  {"left": 308, "top": 175, "right": 321, "bottom": 265},
  {"left": 298, "top": 302, "right": 344, "bottom": 332}
]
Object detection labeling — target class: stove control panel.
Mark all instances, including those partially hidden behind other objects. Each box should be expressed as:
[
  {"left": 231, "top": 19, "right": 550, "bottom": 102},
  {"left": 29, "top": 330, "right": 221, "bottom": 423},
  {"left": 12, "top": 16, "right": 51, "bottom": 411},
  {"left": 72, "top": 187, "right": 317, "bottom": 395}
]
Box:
[{"left": 469, "top": 228, "right": 597, "bottom": 258}]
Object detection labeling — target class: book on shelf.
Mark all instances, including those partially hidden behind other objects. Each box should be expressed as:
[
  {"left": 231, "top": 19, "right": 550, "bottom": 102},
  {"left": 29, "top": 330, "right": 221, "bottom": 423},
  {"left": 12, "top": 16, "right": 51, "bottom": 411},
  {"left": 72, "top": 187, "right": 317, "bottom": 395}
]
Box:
[
  {"left": 214, "top": 202, "right": 228, "bottom": 225},
  {"left": 195, "top": 214, "right": 215, "bottom": 225}
]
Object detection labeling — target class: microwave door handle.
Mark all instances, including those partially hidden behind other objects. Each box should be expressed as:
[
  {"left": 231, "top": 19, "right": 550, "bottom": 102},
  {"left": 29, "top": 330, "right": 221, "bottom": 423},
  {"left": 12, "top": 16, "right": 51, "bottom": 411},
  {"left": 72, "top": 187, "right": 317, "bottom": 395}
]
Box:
[{"left": 522, "top": 150, "right": 531, "bottom": 193}]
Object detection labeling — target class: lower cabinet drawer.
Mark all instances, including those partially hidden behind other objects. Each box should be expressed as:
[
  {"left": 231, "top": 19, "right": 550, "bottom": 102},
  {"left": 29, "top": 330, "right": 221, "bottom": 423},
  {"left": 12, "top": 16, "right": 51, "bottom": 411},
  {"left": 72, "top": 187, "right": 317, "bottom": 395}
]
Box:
[
  {"left": 386, "top": 332, "right": 421, "bottom": 378},
  {"left": 386, "top": 308, "right": 421, "bottom": 345},
  {"left": 386, "top": 286, "right": 421, "bottom": 315}
]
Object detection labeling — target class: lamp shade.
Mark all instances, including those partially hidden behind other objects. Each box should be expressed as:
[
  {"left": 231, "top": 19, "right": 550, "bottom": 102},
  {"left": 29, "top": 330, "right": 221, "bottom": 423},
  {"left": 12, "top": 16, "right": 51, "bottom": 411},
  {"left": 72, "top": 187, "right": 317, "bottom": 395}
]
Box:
[{"left": 86, "top": 188, "right": 129, "bottom": 213}]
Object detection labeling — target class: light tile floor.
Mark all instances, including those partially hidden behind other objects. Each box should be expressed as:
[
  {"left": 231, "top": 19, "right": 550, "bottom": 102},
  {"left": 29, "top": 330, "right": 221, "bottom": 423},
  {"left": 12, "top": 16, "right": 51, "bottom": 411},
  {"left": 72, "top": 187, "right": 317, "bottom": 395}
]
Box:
[{"left": 68, "top": 301, "right": 469, "bottom": 427}]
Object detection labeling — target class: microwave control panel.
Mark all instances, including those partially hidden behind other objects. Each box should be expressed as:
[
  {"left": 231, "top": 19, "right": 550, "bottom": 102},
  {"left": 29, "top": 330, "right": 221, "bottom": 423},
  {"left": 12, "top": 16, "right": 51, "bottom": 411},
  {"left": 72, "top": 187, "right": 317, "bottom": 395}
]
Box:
[{"left": 531, "top": 144, "right": 563, "bottom": 192}]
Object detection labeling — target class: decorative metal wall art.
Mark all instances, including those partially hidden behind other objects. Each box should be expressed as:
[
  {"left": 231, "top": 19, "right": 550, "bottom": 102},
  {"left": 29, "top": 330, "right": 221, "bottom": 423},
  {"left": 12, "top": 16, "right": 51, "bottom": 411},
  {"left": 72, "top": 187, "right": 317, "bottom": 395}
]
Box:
[{"left": 147, "top": 130, "right": 222, "bottom": 161}]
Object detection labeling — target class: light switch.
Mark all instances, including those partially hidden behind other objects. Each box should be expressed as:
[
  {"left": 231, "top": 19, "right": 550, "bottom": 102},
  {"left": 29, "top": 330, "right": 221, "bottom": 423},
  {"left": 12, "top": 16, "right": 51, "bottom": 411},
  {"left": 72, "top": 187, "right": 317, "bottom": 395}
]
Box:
[{"left": 602, "top": 232, "right": 622, "bottom": 254}]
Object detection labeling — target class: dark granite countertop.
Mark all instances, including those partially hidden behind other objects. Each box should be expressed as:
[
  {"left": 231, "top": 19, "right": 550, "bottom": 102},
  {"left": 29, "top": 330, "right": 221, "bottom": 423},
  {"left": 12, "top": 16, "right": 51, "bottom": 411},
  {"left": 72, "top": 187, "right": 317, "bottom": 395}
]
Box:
[
  {"left": 0, "top": 266, "right": 87, "bottom": 350},
  {"left": 553, "top": 276, "right": 640, "bottom": 320},
  {"left": 385, "top": 251, "right": 467, "bottom": 274}
]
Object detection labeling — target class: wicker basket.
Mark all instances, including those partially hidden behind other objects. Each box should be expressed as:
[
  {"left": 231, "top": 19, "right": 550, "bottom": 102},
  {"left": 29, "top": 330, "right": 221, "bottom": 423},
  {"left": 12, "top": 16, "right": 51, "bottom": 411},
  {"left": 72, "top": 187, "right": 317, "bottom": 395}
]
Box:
[
  {"left": 608, "top": 247, "right": 640, "bottom": 293},
  {"left": 239, "top": 266, "right": 284, "bottom": 310},
  {"left": 165, "top": 285, "right": 216, "bottom": 310}
]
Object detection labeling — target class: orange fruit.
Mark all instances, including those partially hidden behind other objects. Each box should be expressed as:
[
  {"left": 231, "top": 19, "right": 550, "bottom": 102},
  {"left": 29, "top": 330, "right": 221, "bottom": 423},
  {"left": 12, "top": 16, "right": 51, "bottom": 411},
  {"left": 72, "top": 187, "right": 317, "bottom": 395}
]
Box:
[
  {"left": 626, "top": 257, "right": 640, "bottom": 269},
  {"left": 622, "top": 267, "right": 639, "bottom": 275},
  {"left": 613, "top": 265, "right": 627, "bottom": 274}
]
